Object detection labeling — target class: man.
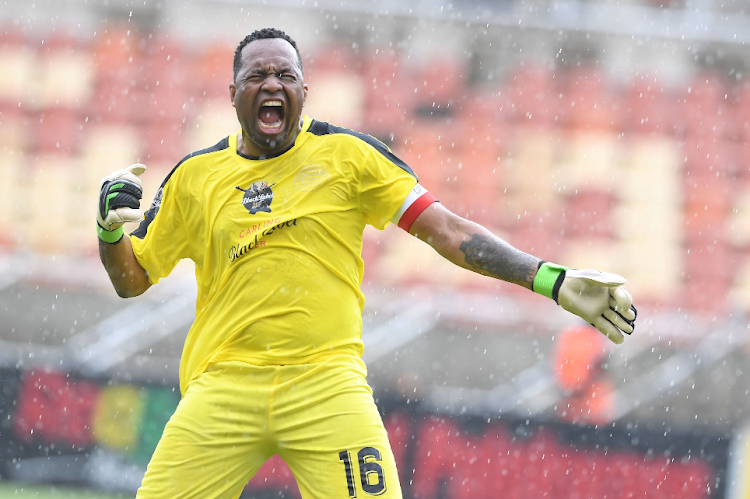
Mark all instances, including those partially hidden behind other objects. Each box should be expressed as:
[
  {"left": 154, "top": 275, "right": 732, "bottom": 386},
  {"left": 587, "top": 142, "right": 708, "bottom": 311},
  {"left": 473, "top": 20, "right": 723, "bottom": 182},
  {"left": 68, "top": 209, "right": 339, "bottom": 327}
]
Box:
[{"left": 97, "top": 28, "right": 636, "bottom": 499}]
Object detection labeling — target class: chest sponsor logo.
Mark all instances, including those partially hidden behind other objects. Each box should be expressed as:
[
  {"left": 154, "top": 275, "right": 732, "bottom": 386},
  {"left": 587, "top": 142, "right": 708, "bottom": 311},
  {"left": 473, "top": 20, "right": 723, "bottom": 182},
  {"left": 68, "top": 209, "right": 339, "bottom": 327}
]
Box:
[
  {"left": 235, "top": 181, "right": 275, "bottom": 214},
  {"left": 228, "top": 219, "right": 297, "bottom": 262},
  {"left": 294, "top": 164, "right": 329, "bottom": 192}
]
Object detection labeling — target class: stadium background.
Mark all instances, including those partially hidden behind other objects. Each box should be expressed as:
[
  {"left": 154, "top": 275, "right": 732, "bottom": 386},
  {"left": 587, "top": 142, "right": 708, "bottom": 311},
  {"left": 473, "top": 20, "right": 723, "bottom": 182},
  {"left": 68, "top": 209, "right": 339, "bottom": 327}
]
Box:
[{"left": 0, "top": 0, "right": 749, "bottom": 497}]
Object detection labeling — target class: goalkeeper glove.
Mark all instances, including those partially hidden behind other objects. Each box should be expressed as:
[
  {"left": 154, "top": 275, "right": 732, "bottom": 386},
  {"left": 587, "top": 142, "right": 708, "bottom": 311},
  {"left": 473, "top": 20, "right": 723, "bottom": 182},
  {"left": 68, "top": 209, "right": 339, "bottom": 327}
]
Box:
[
  {"left": 533, "top": 262, "right": 637, "bottom": 344},
  {"left": 96, "top": 164, "right": 146, "bottom": 244}
]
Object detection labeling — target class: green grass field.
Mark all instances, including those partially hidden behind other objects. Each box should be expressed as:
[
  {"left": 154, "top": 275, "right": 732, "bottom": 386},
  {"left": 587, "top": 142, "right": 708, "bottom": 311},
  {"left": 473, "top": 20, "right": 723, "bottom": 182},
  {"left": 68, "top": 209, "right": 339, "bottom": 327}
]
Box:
[{"left": 0, "top": 483, "right": 129, "bottom": 499}]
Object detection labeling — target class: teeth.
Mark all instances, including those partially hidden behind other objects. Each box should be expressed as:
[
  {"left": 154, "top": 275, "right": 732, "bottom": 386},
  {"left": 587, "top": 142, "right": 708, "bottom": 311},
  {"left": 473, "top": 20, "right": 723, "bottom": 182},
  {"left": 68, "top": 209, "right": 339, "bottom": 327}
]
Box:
[
  {"left": 261, "top": 101, "right": 283, "bottom": 107},
  {"left": 260, "top": 121, "right": 283, "bottom": 129}
]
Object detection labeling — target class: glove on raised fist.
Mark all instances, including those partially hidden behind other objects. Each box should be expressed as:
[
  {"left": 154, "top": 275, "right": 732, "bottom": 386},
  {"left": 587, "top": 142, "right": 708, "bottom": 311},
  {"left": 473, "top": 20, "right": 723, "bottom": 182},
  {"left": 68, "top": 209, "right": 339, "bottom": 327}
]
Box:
[
  {"left": 96, "top": 164, "right": 146, "bottom": 243},
  {"left": 534, "top": 262, "right": 637, "bottom": 344}
]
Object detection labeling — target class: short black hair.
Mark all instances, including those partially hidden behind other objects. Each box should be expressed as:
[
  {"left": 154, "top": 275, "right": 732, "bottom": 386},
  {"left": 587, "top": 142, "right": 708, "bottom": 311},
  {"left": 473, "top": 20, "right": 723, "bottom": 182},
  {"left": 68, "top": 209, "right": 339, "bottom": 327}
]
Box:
[{"left": 233, "top": 28, "right": 303, "bottom": 81}]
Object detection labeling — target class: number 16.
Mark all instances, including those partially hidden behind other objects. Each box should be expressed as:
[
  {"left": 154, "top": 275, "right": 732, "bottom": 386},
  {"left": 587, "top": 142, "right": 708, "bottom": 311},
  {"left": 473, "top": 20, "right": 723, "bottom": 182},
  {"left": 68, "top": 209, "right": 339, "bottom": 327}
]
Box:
[{"left": 339, "top": 447, "right": 387, "bottom": 497}]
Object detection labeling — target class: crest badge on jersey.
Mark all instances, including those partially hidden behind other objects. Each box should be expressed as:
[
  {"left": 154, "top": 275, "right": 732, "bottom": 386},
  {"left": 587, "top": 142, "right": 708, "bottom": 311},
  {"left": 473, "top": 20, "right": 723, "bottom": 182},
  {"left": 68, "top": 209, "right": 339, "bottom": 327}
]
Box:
[
  {"left": 236, "top": 181, "right": 275, "bottom": 215},
  {"left": 294, "top": 164, "right": 329, "bottom": 192}
]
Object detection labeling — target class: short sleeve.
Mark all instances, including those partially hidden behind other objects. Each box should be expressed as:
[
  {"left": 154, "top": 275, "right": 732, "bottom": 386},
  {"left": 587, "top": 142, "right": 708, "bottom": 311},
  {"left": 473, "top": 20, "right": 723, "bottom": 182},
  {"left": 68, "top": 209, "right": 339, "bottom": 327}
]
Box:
[
  {"left": 359, "top": 143, "right": 418, "bottom": 230},
  {"left": 129, "top": 171, "right": 190, "bottom": 284}
]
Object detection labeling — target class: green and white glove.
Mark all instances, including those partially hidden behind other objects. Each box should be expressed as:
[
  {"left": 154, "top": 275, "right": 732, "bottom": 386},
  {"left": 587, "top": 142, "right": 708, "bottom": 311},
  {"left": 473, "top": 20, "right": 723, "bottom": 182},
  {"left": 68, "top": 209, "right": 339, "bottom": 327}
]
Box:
[
  {"left": 96, "top": 164, "right": 146, "bottom": 244},
  {"left": 533, "top": 261, "right": 637, "bottom": 344}
]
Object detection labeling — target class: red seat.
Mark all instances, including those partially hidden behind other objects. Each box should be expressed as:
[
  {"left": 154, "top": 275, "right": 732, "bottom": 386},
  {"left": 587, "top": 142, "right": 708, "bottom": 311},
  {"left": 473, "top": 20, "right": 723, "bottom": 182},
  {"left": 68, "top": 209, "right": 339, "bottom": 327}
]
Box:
[
  {"left": 193, "top": 41, "right": 235, "bottom": 98},
  {"left": 307, "top": 44, "right": 356, "bottom": 74},
  {"left": 0, "top": 25, "right": 26, "bottom": 47},
  {"left": 559, "top": 67, "right": 617, "bottom": 130},
  {"left": 142, "top": 121, "right": 187, "bottom": 162},
  {"left": 476, "top": 424, "right": 519, "bottom": 498},
  {"left": 246, "top": 455, "right": 298, "bottom": 496},
  {"left": 363, "top": 85, "right": 412, "bottom": 138},
  {"left": 93, "top": 25, "right": 142, "bottom": 84},
  {"left": 731, "top": 81, "right": 750, "bottom": 141},
  {"left": 620, "top": 74, "right": 678, "bottom": 135},
  {"left": 565, "top": 190, "right": 614, "bottom": 239},
  {"left": 677, "top": 460, "right": 712, "bottom": 498},
  {"left": 683, "top": 136, "right": 738, "bottom": 177},
  {"left": 40, "top": 31, "right": 82, "bottom": 50},
  {"left": 511, "top": 212, "right": 564, "bottom": 261},
  {"left": 14, "top": 369, "right": 99, "bottom": 447},
  {"left": 141, "top": 36, "right": 193, "bottom": 125},
  {"left": 684, "top": 239, "right": 734, "bottom": 281},
  {"left": 456, "top": 115, "right": 507, "bottom": 225},
  {"left": 516, "top": 430, "right": 556, "bottom": 499},
  {"left": 362, "top": 51, "right": 414, "bottom": 137},
  {"left": 685, "top": 277, "right": 729, "bottom": 312},
  {"left": 92, "top": 81, "right": 146, "bottom": 124},
  {"left": 411, "top": 417, "right": 462, "bottom": 498},
  {"left": 457, "top": 90, "right": 509, "bottom": 150},
  {"left": 683, "top": 197, "right": 726, "bottom": 244},
  {"left": 398, "top": 124, "right": 453, "bottom": 191},
  {"left": 505, "top": 63, "right": 557, "bottom": 128},
  {"left": 568, "top": 452, "right": 604, "bottom": 499},
  {"left": 0, "top": 105, "right": 31, "bottom": 151},
  {"left": 414, "top": 57, "right": 466, "bottom": 107},
  {"left": 31, "top": 108, "right": 84, "bottom": 154},
  {"left": 683, "top": 169, "right": 729, "bottom": 249},
  {"left": 680, "top": 74, "right": 728, "bottom": 137},
  {"left": 147, "top": 83, "right": 192, "bottom": 125},
  {"left": 449, "top": 434, "right": 489, "bottom": 499},
  {"left": 607, "top": 452, "right": 643, "bottom": 499},
  {"left": 384, "top": 411, "right": 411, "bottom": 484}
]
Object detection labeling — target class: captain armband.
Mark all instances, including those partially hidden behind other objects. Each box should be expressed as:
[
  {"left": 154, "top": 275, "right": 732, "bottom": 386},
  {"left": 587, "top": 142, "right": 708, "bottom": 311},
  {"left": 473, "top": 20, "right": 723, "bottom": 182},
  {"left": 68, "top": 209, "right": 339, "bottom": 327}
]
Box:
[{"left": 390, "top": 184, "right": 438, "bottom": 232}]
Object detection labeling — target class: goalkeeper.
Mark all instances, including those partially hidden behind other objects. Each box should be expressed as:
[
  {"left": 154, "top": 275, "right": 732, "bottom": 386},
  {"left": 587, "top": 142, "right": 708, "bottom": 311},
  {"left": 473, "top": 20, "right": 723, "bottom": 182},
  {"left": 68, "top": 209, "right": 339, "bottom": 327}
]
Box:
[{"left": 97, "top": 28, "right": 636, "bottom": 499}]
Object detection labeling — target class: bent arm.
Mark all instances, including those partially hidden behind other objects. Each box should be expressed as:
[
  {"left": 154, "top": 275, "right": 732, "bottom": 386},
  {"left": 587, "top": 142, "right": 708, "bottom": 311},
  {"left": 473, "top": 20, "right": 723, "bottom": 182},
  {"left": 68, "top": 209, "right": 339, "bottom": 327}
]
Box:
[
  {"left": 99, "top": 236, "right": 151, "bottom": 298},
  {"left": 408, "top": 203, "right": 541, "bottom": 290}
]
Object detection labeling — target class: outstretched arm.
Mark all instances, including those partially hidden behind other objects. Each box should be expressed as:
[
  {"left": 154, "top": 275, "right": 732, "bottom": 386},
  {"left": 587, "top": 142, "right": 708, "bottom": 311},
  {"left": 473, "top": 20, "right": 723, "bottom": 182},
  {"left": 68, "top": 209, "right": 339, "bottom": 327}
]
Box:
[
  {"left": 408, "top": 202, "right": 541, "bottom": 289},
  {"left": 407, "top": 202, "right": 636, "bottom": 343}
]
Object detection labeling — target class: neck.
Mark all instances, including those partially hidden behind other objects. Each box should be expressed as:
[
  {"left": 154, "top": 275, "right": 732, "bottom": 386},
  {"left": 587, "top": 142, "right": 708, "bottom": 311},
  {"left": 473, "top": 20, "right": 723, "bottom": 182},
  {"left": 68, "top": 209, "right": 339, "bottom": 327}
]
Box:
[{"left": 238, "top": 117, "right": 304, "bottom": 158}]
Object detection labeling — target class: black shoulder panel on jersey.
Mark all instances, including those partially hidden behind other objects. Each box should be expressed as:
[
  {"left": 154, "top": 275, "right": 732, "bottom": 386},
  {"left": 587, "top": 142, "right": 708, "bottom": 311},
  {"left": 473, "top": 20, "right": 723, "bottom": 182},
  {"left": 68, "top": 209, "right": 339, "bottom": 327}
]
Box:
[
  {"left": 307, "top": 120, "right": 418, "bottom": 181},
  {"left": 131, "top": 137, "right": 230, "bottom": 239}
]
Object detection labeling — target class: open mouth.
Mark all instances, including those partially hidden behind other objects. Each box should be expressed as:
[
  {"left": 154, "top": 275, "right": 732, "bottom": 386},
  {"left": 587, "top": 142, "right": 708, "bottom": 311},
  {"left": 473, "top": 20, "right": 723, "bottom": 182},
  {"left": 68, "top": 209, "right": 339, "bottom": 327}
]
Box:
[{"left": 258, "top": 100, "right": 285, "bottom": 134}]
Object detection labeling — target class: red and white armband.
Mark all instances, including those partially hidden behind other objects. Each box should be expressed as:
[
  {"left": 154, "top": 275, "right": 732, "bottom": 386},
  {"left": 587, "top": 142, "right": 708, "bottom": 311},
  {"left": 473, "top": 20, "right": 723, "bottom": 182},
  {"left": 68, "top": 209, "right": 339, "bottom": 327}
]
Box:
[{"left": 390, "top": 183, "right": 438, "bottom": 231}]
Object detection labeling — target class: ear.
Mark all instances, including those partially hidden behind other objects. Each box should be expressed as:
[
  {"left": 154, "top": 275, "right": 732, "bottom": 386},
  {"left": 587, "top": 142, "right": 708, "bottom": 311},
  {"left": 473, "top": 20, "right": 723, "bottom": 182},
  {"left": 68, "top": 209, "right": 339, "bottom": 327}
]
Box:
[
  {"left": 229, "top": 82, "right": 237, "bottom": 108},
  {"left": 301, "top": 83, "right": 308, "bottom": 108}
]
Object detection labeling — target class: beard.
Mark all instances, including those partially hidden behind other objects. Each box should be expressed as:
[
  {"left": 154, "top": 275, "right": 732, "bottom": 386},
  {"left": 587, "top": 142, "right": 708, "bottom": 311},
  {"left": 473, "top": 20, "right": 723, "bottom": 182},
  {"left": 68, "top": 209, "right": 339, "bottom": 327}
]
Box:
[
  {"left": 245, "top": 115, "right": 304, "bottom": 153},
  {"left": 247, "top": 127, "right": 289, "bottom": 151}
]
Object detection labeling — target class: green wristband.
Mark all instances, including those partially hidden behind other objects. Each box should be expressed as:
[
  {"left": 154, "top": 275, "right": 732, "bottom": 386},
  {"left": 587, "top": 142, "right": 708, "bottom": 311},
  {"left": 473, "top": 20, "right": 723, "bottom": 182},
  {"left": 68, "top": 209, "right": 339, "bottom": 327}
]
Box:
[
  {"left": 97, "top": 224, "right": 124, "bottom": 244},
  {"left": 533, "top": 262, "right": 568, "bottom": 300}
]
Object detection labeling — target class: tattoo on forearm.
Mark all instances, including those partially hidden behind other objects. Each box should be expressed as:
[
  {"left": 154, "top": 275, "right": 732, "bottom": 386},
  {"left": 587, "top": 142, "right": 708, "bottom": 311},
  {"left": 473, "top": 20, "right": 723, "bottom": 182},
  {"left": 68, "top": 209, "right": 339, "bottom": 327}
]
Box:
[{"left": 459, "top": 233, "right": 539, "bottom": 288}]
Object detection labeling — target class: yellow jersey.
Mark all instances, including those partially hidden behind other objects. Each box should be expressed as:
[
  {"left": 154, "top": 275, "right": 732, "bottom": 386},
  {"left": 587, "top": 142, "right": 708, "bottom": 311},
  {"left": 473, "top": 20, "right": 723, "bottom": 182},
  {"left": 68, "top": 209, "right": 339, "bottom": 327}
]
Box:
[{"left": 130, "top": 116, "right": 433, "bottom": 394}]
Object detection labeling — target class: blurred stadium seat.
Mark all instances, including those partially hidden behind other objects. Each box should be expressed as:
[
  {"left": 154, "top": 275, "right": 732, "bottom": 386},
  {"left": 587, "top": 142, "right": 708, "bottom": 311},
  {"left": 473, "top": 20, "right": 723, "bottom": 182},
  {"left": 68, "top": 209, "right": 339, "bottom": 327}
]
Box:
[
  {"left": 505, "top": 63, "right": 557, "bottom": 128},
  {"left": 558, "top": 67, "right": 617, "bottom": 130},
  {"left": 681, "top": 73, "right": 728, "bottom": 138},
  {"left": 0, "top": 20, "right": 742, "bottom": 316},
  {"left": 362, "top": 50, "right": 413, "bottom": 136},
  {"left": 0, "top": 8, "right": 746, "bottom": 499},
  {"left": 31, "top": 108, "right": 85, "bottom": 153},
  {"left": 620, "top": 74, "right": 676, "bottom": 135},
  {"left": 414, "top": 56, "right": 466, "bottom": 110},
  {"left": 193, "top": 40, "right": 235, "bottom": 98}
]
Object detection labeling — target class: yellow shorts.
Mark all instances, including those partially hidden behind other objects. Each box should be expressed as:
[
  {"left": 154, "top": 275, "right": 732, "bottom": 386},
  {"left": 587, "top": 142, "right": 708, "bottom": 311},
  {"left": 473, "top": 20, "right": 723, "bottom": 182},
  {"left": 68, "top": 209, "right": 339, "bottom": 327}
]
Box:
[{"left": 136, "top": 355, "right": 402, "bottom": 499}]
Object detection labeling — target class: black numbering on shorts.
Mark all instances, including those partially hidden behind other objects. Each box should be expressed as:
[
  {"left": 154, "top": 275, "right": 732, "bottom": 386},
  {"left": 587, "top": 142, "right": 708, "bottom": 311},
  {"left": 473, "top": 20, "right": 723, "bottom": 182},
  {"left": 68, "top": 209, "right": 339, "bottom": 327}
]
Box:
[
  {"left": 339, "top": 447, "right": 387, "bottom": 496},
  {"left": 338, "top": 450, "right": 357, "bottom": 498}
]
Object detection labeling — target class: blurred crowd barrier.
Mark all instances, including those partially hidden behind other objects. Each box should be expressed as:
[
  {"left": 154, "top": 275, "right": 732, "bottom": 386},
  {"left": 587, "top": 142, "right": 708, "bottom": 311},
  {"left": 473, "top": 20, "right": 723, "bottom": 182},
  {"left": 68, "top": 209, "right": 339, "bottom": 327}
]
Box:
[
  {"left": 0, "top": 25, "right": 748, "bottom": 314},
  {"left": 0, "top": 366, "right": 730, "bottom": 498}
]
